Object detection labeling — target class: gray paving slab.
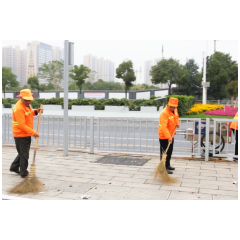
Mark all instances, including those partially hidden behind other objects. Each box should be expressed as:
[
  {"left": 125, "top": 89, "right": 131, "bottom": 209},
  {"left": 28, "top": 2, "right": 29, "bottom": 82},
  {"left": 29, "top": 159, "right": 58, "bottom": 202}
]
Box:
[
  {"left": 2, "top": 145, "right": 238, "bottom": 200},
  {"left": 212, "top": 195, "right": 238, "bottom": 200},
  {"left": 124, "top": 188, "right": 171, "bottom": 200},
  {"left": 85, "top": 184, "right": 132, "bottom": 200},
  {"left": 199, "top": 188, "right": 238, "bottom": 197},
  {"left": 168, "top": 191, "right": 213, "bottom": 200},
  {"left": 181, "top": 182, "right": 219, "bottom": 190},
  {"left": 123, "top": 182, "right": 161, "bottom": 189},
  {"left": 160, "top": 185, "right": 199, "bottom": 193},
  {"left": 217, "top": 177, "right": 238, "bottom": 182}
]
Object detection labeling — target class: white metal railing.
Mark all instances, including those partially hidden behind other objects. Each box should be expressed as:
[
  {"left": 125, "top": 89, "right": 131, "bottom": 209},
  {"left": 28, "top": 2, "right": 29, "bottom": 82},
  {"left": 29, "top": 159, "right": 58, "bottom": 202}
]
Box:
[
  {"left": 2, "top": 113, "right": 237, "bottom": 161},
  {"left": 212, "top": 119, "right": 238, "bottom": 159}
]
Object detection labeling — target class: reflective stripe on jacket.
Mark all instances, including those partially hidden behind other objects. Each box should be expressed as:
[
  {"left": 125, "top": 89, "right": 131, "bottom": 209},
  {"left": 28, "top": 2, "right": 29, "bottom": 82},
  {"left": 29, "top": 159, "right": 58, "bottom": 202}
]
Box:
[
  {"left": 12, "top": 100, "right": 37, "bottom": 137},
  {"left": 230, "top": 112, "right": 238, "bottom": 130},
  {"left": 158, "top": 106, "right": 179, "bottom": 139}
]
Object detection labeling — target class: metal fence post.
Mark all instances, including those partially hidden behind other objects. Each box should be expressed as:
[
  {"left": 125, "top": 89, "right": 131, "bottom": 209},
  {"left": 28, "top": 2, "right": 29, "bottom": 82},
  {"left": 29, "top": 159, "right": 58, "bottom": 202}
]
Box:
[
  {"left": 90, "top": 116, "right": 94, "bottom": 154},
  {"left": 3, "top": 114, "right": 6, "bottom": 143},
  {"left": 205, "top": 118, "right": 210, "bottom": 162}
]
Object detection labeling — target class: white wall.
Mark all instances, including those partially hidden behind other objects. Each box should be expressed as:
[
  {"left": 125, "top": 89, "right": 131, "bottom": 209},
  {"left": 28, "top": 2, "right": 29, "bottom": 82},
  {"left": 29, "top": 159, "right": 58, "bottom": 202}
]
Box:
[
  {"left": 155, "top": 90, "right": 168, "bottom": 98},
  {"left": 136, "top": 91, "right": 150, "bottom": 99},
  {"left": 39, "top": 92, "right": 56, "bottom": 99},
  {"left": 109, "top": 93, "right": 129, "bottom": 99},
  {"left": 2, "top": 93, "right": 14, "bottom": 98},
  {"left": 60, "top": 92, "right": 78, "bottom": 99}
]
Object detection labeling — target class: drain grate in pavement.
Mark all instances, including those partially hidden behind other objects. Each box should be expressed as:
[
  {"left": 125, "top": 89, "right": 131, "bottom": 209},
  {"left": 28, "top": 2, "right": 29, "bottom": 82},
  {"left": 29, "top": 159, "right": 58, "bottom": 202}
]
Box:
[{"left": 93, "top": 156, "right": 151, "bottom": 166}]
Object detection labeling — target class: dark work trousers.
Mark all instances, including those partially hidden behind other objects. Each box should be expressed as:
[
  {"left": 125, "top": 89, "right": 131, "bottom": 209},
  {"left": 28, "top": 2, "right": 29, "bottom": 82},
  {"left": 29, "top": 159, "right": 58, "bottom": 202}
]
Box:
[
  {"left": 10, "top": 137, "right": 31, "bottom": 177},
  {"left": 159, "top": 138, "right": 174, "bottom": 168},
  {"left": 232, "top": 129, "right": 238, "bottom": 156}
]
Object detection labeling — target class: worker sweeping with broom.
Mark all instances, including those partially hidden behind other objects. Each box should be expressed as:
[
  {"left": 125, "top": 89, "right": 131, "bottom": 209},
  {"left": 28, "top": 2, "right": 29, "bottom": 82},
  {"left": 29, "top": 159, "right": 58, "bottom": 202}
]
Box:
[
  {"left": 154, "top": 97, "right": 180, "bottom": 184},
  {"left": 9, "top": 89, "right": 44, "bottom": 194}
]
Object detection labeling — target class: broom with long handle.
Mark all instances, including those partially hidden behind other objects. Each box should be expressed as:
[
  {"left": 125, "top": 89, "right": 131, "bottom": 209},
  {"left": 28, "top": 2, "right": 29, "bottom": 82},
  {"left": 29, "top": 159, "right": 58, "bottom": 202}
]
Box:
[
  {"left": 10, "top": 104, "right": 44, "bottom": 194},
  {"left": 153, "top": 128, "right": 178, "bottom": 185}
]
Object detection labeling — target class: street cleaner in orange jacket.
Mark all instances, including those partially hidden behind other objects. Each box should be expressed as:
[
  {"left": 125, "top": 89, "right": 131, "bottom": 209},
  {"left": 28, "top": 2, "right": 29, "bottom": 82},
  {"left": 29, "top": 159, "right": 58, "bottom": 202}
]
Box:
[
  {"left": 230, "top": 111, "right": 238, "bottom": 161},
  {"left": 158, "top": 97, "right": 180, "bottom": 174},
  {"left": 10, "top": 89, "right": 43, "bottom": 178}
]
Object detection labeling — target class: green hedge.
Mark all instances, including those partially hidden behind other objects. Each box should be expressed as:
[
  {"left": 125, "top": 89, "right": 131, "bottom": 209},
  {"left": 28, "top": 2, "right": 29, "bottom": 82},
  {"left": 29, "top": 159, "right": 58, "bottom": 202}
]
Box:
[
  {"left": 3, "top": 96, "right": 194, "bottom": 115},
  {"left": 2, "top": 98, "right": 165, "bottom": 111},
  {"left": 166, "top": 95, "right": 195, "bottom": 116}
]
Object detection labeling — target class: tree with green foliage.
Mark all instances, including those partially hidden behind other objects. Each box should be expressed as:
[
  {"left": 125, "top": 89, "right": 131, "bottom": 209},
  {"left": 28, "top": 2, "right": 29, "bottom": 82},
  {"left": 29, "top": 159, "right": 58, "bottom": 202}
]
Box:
[
  {"left": 175, "top": 59, "right": 202, "bottom": 96},
  {"left": 226, "top": 80, "right": 238, "bottom": 105},
  {"left": 116, "top": 60, "right": 136, "bottom": 98},
  {"left": 88, "top": 70, "right": 97, "bottom": 84},
  {"left": 2, "top": 67, "right": 19, "bottom": 98},
  {"left": 207, "top": 51, "right": 238, "bottom": 101},
  {"left": 45, "top": 83, "right": 55, "bottom": 90},
  {"left": 82, "top": 81, "right": 92, "bottom": 90},
  {"left": 87, "top": 79, "right": 125, "bottom": 90},
  {"left": 129, "top": 84, "right": 159, "bottom": 90},
  {"left": 69, "top": 64, "right": 91, "bottom": 96},
  {"left": 38, "top": 60, "right": 64, "bottom": 89},
  {"left": 27, "top": 76, "right": 46, "bottom": 97},
  {"left": 150, "top": 58, "right": 184, "bottom": 95},
  {"left": 69, "top": 80, "right": 78, "bottom": 90}
]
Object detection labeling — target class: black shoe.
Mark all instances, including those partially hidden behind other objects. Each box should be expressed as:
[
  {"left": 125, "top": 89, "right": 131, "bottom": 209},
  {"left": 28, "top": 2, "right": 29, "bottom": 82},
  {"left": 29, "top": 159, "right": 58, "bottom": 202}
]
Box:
[
  {"left": 233, "top": 158, "right": 238, "bottom": 161},
  {"left": 21, "top": 173, "right": 29, "bottom": 178},
  {"left": 10, "top": 169, "right": 20, "bottom": 174},
  {"left": 167, "top": 166, "right": 175, "bottom": 171},
  {"left": 21, "top": 175, "right": 28, "bottom": 178},
  {"left": 167, "top": 169, "right": 173, "bottom": 174}
]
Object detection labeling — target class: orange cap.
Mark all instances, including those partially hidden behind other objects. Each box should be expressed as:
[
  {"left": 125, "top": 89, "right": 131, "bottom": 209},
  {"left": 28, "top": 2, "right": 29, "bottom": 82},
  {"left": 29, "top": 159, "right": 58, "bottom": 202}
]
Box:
[
  {"left": 168, "top": 97, "right": 178, "bottom": 107},
  {"left": 20, "top": 89, "right": 33, "bottom": 100}
]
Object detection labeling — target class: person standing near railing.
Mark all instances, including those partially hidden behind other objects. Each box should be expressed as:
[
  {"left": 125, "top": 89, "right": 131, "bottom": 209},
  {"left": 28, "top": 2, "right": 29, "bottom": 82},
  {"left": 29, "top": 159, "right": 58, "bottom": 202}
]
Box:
[
  {"left": 9, "top": 89, "right": 43, "bottom": 178},
  {"left": 158, "top": 97, "right": 180, "bottom": 174},
  {"left": 230, "top": 111, "right": 238, "bottom": 161}
]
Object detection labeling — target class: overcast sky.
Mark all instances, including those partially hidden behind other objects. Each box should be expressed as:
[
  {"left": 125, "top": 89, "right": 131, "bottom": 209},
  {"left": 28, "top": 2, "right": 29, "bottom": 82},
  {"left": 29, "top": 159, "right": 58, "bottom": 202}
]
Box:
[{"left": 2, "top": 40, "right": 238, "bottom": 84}]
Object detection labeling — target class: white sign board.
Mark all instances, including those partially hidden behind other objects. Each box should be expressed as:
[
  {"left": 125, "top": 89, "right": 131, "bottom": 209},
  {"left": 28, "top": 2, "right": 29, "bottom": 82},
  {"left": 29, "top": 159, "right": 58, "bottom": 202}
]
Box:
[
  {"left": 154, "top": 90, "right": 168, "bottom": 98},
  {"left": 39, "top": 92, "right": 56, "bottom": 99},
  {"left": 136, "top": 91, "right": 150, "bottom": 99},
  {"left": 109, "top": 92, "right": 129, "bottom": 99},
  {"left": 2, "top": 93, "right": 14, "bottom": 98},
  {"left": 60, "top": 92, "right": 78, "bottom": 99},
  {"left": 84, "top": 92, "right": 105, "bottom": 99}
]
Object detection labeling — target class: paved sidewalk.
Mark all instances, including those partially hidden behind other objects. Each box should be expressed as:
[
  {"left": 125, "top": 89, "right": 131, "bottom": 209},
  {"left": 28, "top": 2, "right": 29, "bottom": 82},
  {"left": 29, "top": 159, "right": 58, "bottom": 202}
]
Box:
[{"left": 2, "top": 145, "right": 238, "bottom": 200}]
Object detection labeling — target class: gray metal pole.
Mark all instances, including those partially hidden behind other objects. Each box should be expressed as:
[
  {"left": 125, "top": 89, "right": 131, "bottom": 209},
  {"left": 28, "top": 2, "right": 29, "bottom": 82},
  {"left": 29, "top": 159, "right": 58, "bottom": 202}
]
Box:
[
  {"left": 63, "top": 40, "right": 69, "bottom": 156},
  {"left": 90, "top": 116, "right": 94, "bottom": 154},
  {"left": 205, "top": 118, "right": 210, "bottom": 162},
  {"left": 202, "top": 51, "right": 206, "bottom": 104}
]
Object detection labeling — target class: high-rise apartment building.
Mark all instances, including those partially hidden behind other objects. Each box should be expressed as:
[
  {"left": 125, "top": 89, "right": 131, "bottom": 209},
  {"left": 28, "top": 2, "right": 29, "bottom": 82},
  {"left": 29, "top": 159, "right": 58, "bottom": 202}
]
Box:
[
  {"left": 2, "top": 46, "right": 27, "bottom": 86},
  {"left": 144, "top": 60, "right": 153, "bottom": 85},
  {"left": 2, "top": 41, "right": 64, "bottom": 87},
  {"left": 144, "top": 58, "right": 165, "bottom": 88},
  {"left": 83, "top": 54, "right": 114, "bottom": 83},
  {"left": 26, "top": 41, "right": 53, "bottom": 79},
  {"left": 52, "top": 46, "right": 64, "bottom": 61}
]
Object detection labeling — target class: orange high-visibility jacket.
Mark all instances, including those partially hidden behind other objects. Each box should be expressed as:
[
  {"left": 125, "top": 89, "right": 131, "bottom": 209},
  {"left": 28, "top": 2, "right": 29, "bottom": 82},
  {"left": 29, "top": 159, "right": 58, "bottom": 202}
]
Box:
[
  {"left": 158, "top": 106, "right": 180, "bottom": 139},
  {"left": 12, "top": 100, "right": 37, "bottom": 137},
  {"left": 230, "top": 112, "right": 238, "bottom": 130}
]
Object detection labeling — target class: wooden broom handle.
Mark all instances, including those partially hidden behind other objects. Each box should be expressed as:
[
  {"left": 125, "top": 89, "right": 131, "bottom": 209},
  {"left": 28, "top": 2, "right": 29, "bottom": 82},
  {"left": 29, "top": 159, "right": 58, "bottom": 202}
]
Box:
[
  {"left": 33, "top": 104, "right": 43, "bottom": 163},
  {"left": 165, "top": 127, "right": 177, "bottom": 153}
]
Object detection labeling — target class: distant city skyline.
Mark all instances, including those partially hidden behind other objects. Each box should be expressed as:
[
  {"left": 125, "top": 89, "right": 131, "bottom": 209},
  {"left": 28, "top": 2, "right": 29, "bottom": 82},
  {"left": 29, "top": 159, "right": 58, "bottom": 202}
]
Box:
[
  {"left": 2, "top": 40, "right": 238, "bottom": 85},
  {"left": 83, "top": 54, "right": 114, "bottom": 83},
  {"left": 2, "top": 41, "right": 64, "bottom": 87}
]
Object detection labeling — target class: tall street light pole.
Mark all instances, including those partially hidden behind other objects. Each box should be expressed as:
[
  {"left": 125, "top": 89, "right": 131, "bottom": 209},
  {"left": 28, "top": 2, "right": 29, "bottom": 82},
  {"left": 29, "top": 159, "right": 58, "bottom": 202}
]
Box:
[
  {"left": 202, "top": 51, "right": 207, "bottom": 104},
  {"left": 63, "top": 40, "right": 69, "bottom": 156},
  {"left": 214, "top": 40, "right": 216, "bottom": 53}
]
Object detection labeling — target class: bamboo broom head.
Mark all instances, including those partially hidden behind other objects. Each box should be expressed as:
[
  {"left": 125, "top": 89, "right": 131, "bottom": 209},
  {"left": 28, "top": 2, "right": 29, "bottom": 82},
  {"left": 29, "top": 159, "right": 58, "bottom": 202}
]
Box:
[
  {"left": 153, "top": 153, "right": 178, "bottom": 185},
  {"left": 9, "top": 164, "right": 44, "bottom": 194}
]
